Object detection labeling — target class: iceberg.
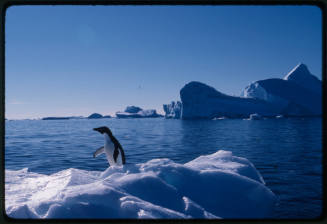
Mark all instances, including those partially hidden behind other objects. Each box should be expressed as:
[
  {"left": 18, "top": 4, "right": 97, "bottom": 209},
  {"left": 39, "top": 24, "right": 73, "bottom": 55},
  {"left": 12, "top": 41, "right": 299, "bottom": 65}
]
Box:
[
  {"left": 180, "top": 82, "right": 279, "bottom": 119},
  {"left": 283, "top": 63, "right": 322, "bottom": 95},
  {"left": 241, "top": 63, "right": 321, "bottom": 116},
  {"left": 247, "top": 113, "right": 262, "bottom": 120},
  {"left": 116, "top": 106, "right": 162, "bottom": 118},
  {"left": 212, "top": 116, "right": 228, "bottom": 120},
  {"left": 125, "top": 106, "right": 143, "bottom": 113},
  {"left": 163, "top": 101, "right": 182, "bottom": 119},
  {"left": 42, "top": 117, "right": 71, "bottom": 120},
  {"left": 42, "top": 116, "right": 85, "bottom": 120},
  {"left": 169, "top": 63, "right": 321, "bottom": 119},
  {"left": 88, "top": 113, "right": 103, "bottom": 119},
  {"left": 5, "top": 150, "right": 276, "bottom": 219}
]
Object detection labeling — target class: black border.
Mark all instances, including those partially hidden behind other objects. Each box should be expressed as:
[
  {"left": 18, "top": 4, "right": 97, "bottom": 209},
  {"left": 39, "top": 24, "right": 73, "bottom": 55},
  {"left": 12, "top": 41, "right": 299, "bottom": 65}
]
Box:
[{"left": 0, "top": 0, "right": 326, "bottom": 223}]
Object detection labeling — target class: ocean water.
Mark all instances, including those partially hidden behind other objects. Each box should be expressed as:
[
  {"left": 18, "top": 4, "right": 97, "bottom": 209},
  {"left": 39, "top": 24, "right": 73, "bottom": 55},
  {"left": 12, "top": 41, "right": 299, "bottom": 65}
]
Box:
[{"left": 5, "top": 117, "right": 322, "bottom": 219}]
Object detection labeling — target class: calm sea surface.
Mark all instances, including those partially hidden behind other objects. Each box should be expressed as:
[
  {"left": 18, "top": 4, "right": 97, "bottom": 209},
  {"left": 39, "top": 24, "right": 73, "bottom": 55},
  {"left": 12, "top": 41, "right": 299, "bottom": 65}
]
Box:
[{"left": 5, "top": 118, "right": 322, "bottom": 219}]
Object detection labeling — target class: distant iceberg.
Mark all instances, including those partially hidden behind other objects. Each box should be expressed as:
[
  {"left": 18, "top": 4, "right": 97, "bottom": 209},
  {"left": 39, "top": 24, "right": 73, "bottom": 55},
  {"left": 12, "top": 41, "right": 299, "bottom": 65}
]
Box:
[
  {"left": 125, "top": 106, "right": 143, "bottom": 113},
  {"left": 88, "top": 113, "right": 103, "bottom": 119},
  {"left": 212, "top": 116, "right": 228, "bottom": 120},
  {"left": 116, "top": 106, "right": 163, "bottom": 118},
  {"left": 180, "top": 82, "right": 279, "bottom": 119},
  {"left": 42, "top": 117, "right": 71, "bottom": 120},
  {"left": 163, "top": 101, "right": 182, "bottom": 119},
  {"left": 164, "top": 63, "right": 321, "bottom": 119},
  {"left": 248, "top": 113, "right": 262, "bottom": 120},
  {"left": 42, "top": 116, "right": 85, "bottom": 120},
  {"left": 5, "top": 150, "right": 276, "bottom": 219},
  {"left": 241, "top": 63, "right": 321, "bottom": 117}
]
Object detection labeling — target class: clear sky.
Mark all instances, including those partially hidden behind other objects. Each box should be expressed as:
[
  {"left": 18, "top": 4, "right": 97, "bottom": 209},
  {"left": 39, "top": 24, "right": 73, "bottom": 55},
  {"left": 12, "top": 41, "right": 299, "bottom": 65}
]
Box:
[{"left": 5, "top": 5, "right": 322, "bottom": 119}]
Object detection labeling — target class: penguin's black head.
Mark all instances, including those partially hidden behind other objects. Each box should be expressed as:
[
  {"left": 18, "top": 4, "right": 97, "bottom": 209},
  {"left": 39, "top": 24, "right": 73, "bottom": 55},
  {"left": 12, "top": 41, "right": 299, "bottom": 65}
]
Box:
[{"left": 93, "top": 126, "right": 112, "bottom": 136}]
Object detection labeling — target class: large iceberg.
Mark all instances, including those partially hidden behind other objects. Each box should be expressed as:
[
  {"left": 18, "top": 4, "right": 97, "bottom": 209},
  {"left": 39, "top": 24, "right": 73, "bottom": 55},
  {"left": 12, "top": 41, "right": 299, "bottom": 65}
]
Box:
[
  {"left": 116, "top": 106, "right": 162, "bottom": 118},
  {"left": 176, "top": 63, "right": 321, "bottom": 119},
  {"left": 241, "top": 63, "right": 321, "bottom": 116},
  {"left": 163, "top": 101, "right": 182, "bottom": 119},
  {"left": 5, "top": 150, "right": 276, "bottom": 219},
  {"left": 180, "top": 82, "right": 279, "bottom": 119}
]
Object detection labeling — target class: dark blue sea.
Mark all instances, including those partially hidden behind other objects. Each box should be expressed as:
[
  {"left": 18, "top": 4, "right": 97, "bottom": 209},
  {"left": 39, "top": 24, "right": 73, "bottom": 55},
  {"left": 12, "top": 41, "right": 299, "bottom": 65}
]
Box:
[{"left": 5, "top": 117, "right": 322, "bottom": 219}]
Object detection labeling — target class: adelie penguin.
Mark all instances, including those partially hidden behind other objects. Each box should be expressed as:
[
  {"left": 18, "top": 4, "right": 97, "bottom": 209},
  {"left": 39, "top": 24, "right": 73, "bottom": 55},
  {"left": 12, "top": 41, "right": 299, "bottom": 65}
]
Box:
[{"left": 93, "top": 126, "right": 126, "bottom": 166}]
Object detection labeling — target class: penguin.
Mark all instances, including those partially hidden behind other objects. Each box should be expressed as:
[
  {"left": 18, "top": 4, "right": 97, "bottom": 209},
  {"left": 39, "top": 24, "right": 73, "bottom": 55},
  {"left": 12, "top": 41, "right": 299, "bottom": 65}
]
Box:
[{"left": 93, "top": 126, "right": 126, "bottom": 166}]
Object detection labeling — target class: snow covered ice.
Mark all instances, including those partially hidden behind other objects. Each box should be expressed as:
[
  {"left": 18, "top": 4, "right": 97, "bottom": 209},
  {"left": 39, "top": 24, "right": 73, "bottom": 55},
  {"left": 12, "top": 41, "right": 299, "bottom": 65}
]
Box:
[{"left": 5, "top": 150, "right": 276, "bottom": 219}]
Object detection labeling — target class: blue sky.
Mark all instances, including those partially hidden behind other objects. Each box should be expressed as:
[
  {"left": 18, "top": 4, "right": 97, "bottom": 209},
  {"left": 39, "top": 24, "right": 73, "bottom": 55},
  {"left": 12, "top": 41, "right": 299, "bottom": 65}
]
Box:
[{"left": 5, "top": 5, "right": 322, "bottom": 119}]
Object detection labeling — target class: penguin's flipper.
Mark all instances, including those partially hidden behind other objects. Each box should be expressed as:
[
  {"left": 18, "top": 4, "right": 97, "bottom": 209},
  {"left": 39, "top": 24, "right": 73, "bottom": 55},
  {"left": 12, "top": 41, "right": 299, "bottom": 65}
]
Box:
[
  {"left": 113, "top": 147, "right": 119, "bottom": 163},
  {"left": 93, "top": 146, "right": 104, "bottom": 158},
  {"left": 118, "top": 146, "right": 126, "bottom": 164}
]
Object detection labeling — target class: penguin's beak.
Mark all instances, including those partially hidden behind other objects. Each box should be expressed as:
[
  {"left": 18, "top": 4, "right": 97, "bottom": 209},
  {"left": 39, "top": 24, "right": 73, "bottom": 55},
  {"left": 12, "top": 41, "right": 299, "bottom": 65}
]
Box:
[{"left": 93, "top": 127, "right": 101, "bottom": 133}]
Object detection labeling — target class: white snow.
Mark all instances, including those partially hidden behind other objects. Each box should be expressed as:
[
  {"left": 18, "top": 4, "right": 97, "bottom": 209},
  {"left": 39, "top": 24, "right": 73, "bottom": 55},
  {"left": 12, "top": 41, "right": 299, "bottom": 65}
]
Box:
[
  {"left": 241, "top": 82, "right": 267, "bottom": 99},
  {"left": 241, "top": 82, "right": 289, "bottom": 107},
  {"left": 5, "top": 150, "right": 276, "bottom": 219}
]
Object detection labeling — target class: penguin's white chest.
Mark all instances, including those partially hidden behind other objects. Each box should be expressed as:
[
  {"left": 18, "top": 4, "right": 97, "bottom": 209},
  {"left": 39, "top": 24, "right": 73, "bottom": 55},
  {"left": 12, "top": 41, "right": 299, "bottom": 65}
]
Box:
[
  {"left": 104, "top": 141, "right": 115, "bottom": 166},
  {"left": 103, "top": 134, "right": 122, "bottom": 166}
]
